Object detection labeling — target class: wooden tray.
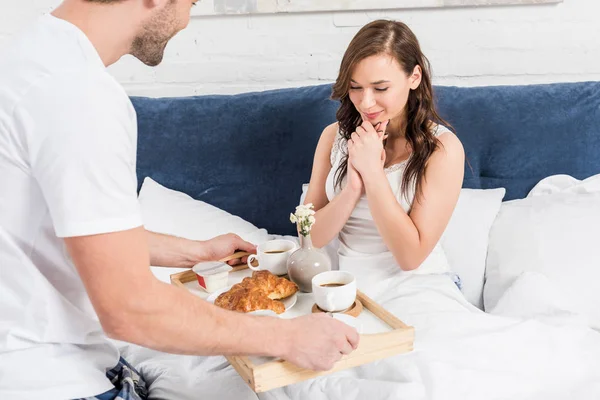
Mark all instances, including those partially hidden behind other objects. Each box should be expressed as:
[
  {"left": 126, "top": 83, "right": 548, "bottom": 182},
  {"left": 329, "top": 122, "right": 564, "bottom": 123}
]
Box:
[{"left": 170, "top": 255, "right": 415, "bottom": 393}]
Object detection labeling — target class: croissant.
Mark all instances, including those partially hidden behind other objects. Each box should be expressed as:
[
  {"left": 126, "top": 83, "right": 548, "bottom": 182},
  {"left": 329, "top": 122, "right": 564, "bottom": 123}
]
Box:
[{"left": 214, "top": 271, "right": 298, "bottom": 314}]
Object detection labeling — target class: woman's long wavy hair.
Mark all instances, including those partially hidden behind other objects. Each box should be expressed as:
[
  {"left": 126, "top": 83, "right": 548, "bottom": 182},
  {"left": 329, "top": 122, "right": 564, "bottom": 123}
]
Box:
[{"left": 332, "top": 20, "right": 451, "bottom": 204}]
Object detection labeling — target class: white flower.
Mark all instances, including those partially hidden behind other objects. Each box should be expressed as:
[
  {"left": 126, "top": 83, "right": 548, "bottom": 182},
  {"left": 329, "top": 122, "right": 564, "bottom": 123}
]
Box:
[
  {"left": 295, "top": 209, "right": 307, "bottom": 218},
  {"left": 295, "top": 206, "right": 312, "bottom": 218},
  {"left": 290, "top": 204, "right": 316, "bottom": 237}
]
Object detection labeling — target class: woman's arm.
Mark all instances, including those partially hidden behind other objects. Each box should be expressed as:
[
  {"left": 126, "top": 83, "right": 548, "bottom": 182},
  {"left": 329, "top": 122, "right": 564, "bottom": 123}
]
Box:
[
  {"left": 362, "top": 132, "right": 464, "bottom": 270},
  {"left": 303, "top": 123, "right": 362, "bottom": 248}
]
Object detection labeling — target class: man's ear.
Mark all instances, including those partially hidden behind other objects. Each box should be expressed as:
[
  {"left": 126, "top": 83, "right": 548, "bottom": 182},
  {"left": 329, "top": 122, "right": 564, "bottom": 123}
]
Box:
[{"left": 410, "top": 65, "right": 422, "bottom": 90}]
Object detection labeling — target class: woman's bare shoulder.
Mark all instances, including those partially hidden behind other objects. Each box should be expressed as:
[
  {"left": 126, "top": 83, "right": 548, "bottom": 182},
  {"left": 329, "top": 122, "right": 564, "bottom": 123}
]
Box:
[
  {"left": 316, "top": 122, "right": 341, "bottom": 155},
  {"left": 322, "top": 122, "right": 340, "bottom": 141},
  {"left": 432, "top": 129, "right": 464, "bottom": 166}
]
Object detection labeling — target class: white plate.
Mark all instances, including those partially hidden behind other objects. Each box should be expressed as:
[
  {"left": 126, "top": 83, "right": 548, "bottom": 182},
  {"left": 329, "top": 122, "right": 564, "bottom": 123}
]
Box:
[{"left": 206, "top": 285, "right": 297, "bottom": 315}]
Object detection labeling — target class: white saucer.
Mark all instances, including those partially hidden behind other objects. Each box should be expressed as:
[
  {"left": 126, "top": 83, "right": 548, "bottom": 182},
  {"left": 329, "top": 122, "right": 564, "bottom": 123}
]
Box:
[
  {"left": 331, "top": 313, "right": 363, "bottom": 334},
  {"left": 206, "top": 285, "right": 297, "bottom": 315}
]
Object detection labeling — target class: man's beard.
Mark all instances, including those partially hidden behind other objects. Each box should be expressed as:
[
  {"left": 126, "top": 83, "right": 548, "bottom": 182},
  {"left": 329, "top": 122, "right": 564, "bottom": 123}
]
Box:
[
  {"left": 130, "top": 34, "right": 170, "bottom": 67},
  {"left": 130, "top": 5, "right": 177, "bottom": 67}
]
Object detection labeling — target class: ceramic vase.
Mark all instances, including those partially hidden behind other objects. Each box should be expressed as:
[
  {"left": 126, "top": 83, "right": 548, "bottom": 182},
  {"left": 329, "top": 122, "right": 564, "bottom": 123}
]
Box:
[{"left": 286, "top": 234, "right": 331, "bottom": 293}]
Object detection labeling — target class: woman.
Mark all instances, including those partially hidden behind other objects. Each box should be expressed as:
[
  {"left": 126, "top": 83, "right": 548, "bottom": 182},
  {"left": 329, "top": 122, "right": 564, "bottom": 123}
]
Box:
[{"left": 304, "top": 20, "right": 464, "bottom": 294}]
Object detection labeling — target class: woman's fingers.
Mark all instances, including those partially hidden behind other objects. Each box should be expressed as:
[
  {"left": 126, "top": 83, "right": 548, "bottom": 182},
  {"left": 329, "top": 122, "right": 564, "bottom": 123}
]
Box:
[
  {"left": 360, "top": 120, "right": 390, "bottom": 140},
  {"left": 377, "top": 120, "right": 390, "bottom": 139},
  {"left": 361, "top": 120, "right": 377, "bottom": 135}
]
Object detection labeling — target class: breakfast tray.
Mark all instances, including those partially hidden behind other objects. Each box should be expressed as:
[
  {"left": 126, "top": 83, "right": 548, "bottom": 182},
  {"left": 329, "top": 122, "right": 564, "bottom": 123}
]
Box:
[{"left": 170, "top": 254, "right": 414, "bottom": 393}]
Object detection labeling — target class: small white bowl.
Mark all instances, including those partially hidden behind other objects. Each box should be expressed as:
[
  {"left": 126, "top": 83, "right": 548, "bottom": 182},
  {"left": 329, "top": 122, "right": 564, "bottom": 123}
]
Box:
[{"left": 192, "top": 261, "right": 232, "bottom": 293}]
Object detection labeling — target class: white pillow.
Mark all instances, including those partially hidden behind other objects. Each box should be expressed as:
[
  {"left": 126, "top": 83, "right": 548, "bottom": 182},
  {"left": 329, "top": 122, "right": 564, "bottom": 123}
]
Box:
[
  {"left": 138, "top": 177, "right": 269, "bottom": 282},
  {"left": 300, "top": 184, "right": 505, "bottom": 303},
  {"left": 440, "top": 188, "right": 506, "bottom": 309},
  {"left": 484, "top": 174, "right": 600, "bottom": 329},
  {"left": 489, "top": 271, "right": 591, "bottom": 327}
]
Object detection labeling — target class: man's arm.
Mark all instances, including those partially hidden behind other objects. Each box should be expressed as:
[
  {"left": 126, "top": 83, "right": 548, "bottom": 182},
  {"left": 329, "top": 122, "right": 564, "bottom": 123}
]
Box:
[
  {"left": 65, "top": 227, "right": 359, "bottom": 370},
  {"left": 145, "top": 230, "right": 256, "bottom": 268}
]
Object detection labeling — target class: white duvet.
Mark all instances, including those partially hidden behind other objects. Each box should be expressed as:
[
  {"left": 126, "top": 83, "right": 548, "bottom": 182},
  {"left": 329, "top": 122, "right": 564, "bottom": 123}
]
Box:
[{"left": 120, "top": 269, "right": 600, "bottom": 400}]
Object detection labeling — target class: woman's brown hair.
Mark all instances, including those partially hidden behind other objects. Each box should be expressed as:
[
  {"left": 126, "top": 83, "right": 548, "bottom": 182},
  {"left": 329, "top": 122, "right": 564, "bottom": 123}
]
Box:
[{"left": 332, "top": 20, "right": 451, "bottom": 203}]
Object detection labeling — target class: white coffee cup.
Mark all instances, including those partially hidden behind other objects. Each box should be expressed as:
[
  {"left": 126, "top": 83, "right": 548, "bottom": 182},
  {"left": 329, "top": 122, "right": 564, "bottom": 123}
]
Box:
[
  {"left": 312, "top": 271, "right": 357, "bottom": 312},
  {"left": 247, "top": 239, "right": 298, "bottom": 276}
]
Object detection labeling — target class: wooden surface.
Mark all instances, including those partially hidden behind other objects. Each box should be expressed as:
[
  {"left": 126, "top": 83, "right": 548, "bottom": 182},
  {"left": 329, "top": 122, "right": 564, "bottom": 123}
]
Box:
[
  {"left": 170, "top": 265, "right": 414, "bottom": 393},
  {"left": 229, "top": 290, "right": 414, "bottom": 393},
  {"left": 311, "top": 298, "right": 364, "bottom": 318}
]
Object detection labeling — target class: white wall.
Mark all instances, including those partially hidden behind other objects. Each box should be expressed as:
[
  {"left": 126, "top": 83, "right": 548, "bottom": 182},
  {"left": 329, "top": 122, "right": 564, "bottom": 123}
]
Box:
[{"left": 1, "top": 0, "right": 600, "bottom": 97}]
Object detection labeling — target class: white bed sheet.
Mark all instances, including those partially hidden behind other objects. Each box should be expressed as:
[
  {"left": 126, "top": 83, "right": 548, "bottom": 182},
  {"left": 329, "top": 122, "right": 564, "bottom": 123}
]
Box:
[
  {"left": 121, "top": 268, "right": 600, "bottom": 400},
  {"left": 264, "top": 273, "right": 600, "bottom": 400}
]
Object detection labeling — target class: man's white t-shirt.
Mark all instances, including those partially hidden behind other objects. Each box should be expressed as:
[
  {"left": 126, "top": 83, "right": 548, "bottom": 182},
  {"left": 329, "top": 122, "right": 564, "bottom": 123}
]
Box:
[{"left": 0, "top": 15, "right": 143, "bottom": 399}]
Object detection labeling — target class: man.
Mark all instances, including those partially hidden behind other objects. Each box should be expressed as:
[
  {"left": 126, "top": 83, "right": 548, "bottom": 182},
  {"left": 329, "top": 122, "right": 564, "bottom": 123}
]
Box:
[{"left": 0, "top": 1, "right": 359, "bottom": 399}]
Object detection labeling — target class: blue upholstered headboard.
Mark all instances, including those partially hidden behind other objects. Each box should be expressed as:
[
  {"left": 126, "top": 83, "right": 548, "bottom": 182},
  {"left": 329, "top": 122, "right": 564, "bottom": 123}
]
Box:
[{"left": 132, "top": 81, "right": 600, "bottom": 235}]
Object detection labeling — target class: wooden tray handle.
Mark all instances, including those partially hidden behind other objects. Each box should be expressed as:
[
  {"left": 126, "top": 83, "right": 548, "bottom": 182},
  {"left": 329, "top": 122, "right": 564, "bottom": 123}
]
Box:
[{"left": 220, "top": 251, "right": 252, "bottom": 264}]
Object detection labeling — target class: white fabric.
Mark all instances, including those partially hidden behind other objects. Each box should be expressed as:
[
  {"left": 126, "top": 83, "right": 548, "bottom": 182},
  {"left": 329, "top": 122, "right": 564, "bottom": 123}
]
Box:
[
  {"left": 490, "top": 271, "right": 592, "bottom": 327},
  {"left": 119, "top": 345, "right": 261, "bottom": 400},
  {"left": 484, "top": 174, "right": 600, "bottom": 330},
  {"left": 138, "top": 177, "right": 270, "bottom": 282},
  {"left": 122, "top": 270, "right": 600, "bottom": 400},
  {"left": 325, "top": 125, "right": 452, "bottom": 283},
  {"left": 440, "top": 188, "right": 505, "bottom": 309},
  {"left": 302, "top": 183, "right": 506, "bottom": 308},
  {"left": 122, "top": 173, "right": 600, "bottom": 399},
  {"left": 0, "top": 15, "right": 142, "bottom": 399}
]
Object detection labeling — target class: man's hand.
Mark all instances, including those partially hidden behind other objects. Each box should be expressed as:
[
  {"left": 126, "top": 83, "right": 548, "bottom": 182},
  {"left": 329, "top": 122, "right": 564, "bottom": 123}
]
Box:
[
  {"left": 204, "top": 233, "right": 257, "bottom": 265},
  {"left": 279, "top": 313, "right": 360, "bottom": 371}
]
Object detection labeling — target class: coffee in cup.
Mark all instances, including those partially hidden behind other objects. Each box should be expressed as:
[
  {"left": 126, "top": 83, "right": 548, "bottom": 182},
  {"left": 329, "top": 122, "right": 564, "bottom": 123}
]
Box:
[
  {"left": 247, "top": 239, "right": 298, "bottom": 276},
  {"left": 312, "top": 271, "right": 357, "bottom": 312},
  {"left": 320, "top": 283, "right": 345, "bottom": 288}
]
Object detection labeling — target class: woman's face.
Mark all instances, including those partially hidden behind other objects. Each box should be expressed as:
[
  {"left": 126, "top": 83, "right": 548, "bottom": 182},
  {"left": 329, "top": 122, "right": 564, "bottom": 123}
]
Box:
[{"left": 348, "top": 54, "right": 422, "bottom": 127}]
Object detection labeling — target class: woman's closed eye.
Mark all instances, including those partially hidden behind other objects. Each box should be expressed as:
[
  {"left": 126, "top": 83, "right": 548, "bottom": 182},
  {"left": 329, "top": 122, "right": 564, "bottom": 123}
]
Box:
[{"left": 350, "top": 86, "right": 388, "bottom": 92}]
